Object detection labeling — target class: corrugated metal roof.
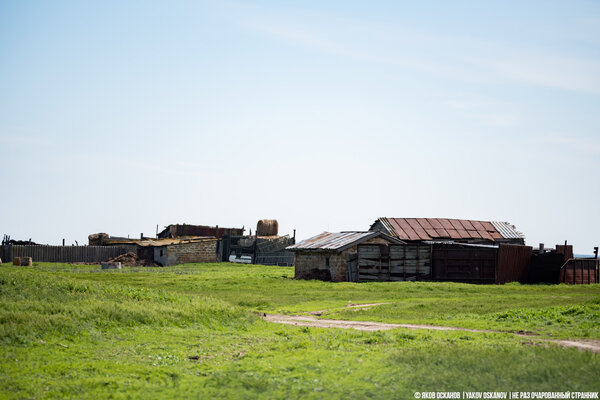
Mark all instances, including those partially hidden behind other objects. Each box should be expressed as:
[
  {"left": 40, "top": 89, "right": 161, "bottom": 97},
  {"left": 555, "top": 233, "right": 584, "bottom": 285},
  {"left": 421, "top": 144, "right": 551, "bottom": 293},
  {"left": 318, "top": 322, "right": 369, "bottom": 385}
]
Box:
[
  {"left": 490, "top": 221, "right": 524, "bottom": 240},
  {"left": 287, "top": 231, "right": 404, "bottom": 252},
  {"left": 374, "top": 218, "right": 524, "bottom": 242},
  {"left": 287, "top": 232, "right": 377, "bottom": 251}
]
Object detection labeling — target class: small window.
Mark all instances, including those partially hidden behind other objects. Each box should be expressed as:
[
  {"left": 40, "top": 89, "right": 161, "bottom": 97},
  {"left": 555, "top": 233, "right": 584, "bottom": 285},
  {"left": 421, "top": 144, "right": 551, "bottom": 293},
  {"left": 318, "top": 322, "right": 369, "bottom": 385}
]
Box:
[
  {"left": 160, "top": 249, "right": 163, "bottom": 257},
  {"left": 325, "top": 256, "right": 330, "bottom": 268}
]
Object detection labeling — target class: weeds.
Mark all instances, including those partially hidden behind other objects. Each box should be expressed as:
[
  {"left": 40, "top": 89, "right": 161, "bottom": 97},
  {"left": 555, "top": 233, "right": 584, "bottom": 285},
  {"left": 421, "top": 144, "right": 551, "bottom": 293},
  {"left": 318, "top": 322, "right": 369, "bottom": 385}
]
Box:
[{"left": 0, "top": 263, "right": 598, "bottom": 399}]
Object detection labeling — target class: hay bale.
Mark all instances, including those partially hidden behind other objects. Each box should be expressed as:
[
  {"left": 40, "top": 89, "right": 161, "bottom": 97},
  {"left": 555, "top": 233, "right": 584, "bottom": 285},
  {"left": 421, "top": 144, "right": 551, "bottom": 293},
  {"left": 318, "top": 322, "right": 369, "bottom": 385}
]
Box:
[
  {"left": 13, "top": 257, "right": 20, "bottom": 266},
  {"left": 88, "top": 233, "right": 109, "bottom": 246},
  {"left": 20, "top": 257, "right": 32, "bottom": 266},
  {"left": 256, "top": 219, "right": 278, "bottom": 236},
  {"left": 101, "top": 262, "right": 122, "bottom": 270}
]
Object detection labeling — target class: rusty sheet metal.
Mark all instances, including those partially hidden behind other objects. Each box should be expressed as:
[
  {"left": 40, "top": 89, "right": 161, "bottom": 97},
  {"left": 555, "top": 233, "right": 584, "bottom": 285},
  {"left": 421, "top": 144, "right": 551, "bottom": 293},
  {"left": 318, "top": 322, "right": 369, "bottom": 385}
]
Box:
[
  {"left": 375, "top": 218, "right": 524, "bottom": 242},
  {"left": 560, "top": 259, "right": 599, "bottom": 284},
  {"left": 496, "top": 244, "right": 533, "bottom": 284},
  {"left": 556, "top": 245, "right": 574, "bottom": 260}
]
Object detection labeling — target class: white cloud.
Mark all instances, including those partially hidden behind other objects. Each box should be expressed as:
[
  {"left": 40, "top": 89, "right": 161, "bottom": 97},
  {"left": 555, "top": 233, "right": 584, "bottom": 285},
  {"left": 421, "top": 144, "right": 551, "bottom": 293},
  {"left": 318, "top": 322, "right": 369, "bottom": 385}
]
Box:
[{"left": 230, "top": 3, "right": 600, "bottom": 93}]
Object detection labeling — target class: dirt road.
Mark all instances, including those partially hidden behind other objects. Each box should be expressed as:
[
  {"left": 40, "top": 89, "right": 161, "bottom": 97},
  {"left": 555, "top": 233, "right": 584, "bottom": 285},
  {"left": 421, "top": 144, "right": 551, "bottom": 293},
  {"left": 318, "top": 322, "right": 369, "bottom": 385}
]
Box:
[{"left": 264, "top": 313, "right": 600, "bottom": 353}]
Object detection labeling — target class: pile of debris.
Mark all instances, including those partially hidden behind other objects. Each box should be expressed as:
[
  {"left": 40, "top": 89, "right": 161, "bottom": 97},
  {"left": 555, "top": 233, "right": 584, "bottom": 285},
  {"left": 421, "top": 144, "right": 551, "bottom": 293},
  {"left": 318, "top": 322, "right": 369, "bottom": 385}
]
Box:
[
  {"left": 105, "top": 252, "right": 159, "bottom": 267},
  {"left": 2, "top": 234, "right": 38, "bottom": 246},
  {"left": 88, "top": 233, "right": 109, "bottom": 246}
]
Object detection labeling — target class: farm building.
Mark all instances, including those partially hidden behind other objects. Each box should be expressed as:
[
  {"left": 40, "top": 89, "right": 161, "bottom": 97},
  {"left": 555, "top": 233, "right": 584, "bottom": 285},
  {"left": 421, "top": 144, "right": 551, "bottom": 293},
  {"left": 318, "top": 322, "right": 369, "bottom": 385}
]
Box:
[
  {"left": 150, "top": 237, "right": 218, "bottom": 265},
  {"left": 90, "top": 235, "right": 219, "bottom": 266},
  {"left": 286, "top": 231, "right": 430, "bottom": 282},
  {"left": 370, "top": 218, "right": 525, "bottom": 245},
  {"left": 287, "top": 231, "right": 534, "bottom": 284}
]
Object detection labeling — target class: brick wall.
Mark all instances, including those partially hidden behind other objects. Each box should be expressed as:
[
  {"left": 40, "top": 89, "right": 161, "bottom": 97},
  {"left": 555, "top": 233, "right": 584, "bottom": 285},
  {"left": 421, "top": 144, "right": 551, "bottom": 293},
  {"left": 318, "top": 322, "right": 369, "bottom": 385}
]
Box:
[
  {"left": 329, "top": 251, "right": 349, "bottom": 282},
  {"left": 159, "top": 240, "right": 218, "bottom": 266},
  {"left": 295, "top": 252, "right": 329, "bottom": 280}
]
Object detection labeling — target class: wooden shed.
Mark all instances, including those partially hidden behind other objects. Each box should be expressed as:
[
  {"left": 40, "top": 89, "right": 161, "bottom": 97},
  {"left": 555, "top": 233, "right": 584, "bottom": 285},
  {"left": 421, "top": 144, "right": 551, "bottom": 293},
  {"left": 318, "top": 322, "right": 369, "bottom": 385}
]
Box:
[{"left": 287, "top": 231, "right": 432, "bottom": 282}]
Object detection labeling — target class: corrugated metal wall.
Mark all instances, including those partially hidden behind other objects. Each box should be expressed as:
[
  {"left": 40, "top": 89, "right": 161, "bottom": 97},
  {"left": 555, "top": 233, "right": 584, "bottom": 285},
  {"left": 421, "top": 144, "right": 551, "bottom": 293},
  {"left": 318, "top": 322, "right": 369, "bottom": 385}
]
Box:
[
  {"left": 560, "top": 259, "right": 599, "bottom": 284},
  {"left": 496, "top": 244, "right": 533, "bottom": 284},
  {"left": 1, "top": 245, "right": 136, "bottom": 263}
]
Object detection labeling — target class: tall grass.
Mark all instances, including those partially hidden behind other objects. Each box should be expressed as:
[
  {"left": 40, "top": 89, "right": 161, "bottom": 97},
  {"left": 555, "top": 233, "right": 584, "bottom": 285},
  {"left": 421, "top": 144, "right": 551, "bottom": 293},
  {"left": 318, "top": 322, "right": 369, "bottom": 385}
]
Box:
[
  {"left": 0, "top": 268, "right": 255, "bottom": 345},
  {"left": 0, "top": 263, "right": 598, "bottom": 399}
]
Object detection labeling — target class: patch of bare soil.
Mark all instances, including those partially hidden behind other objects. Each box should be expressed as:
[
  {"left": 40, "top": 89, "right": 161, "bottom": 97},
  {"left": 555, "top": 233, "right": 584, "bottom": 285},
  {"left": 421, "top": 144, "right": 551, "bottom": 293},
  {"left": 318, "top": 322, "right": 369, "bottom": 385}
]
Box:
[
  {"left": 307, "top": 302, "right": 390, "bottom": 316},
  {"left": 263, "top": 314, "right": 600, "bottom": 353},
  {"left": 545, "top": 339, "right": 600, "bottom": 353}
]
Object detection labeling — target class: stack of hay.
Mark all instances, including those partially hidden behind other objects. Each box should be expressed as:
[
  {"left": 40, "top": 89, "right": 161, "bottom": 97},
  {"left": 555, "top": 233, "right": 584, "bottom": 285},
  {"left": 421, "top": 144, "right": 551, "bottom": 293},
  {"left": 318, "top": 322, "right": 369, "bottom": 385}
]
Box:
[
  {"left": 88, "top": 233, "right": 109, "bottom": 246},
  {"left": 12, "top": 257, "right": 32, "bottom": 266},
  {"left": 256, "top": 219, "right": 278, "bottom": 236}
]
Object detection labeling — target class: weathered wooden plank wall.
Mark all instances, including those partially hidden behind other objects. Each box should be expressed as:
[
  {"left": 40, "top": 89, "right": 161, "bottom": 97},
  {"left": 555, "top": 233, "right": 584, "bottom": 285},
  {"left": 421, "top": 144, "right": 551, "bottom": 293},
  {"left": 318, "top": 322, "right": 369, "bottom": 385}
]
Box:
[
  {"left": 357, "top": 244, "right": 431, "bottom": 281},
  {"left": 3, "top": 245, "right": 137, "bottom": 263},
  {"left": 432, "top": 245, "right": 497, "bottom": 283}
]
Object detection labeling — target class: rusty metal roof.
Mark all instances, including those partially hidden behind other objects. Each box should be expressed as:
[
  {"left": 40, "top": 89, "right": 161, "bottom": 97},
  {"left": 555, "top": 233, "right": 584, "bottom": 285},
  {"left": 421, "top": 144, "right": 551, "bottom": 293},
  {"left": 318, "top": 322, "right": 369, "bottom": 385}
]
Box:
[
  {"left": 287, "top": 231, "right": 405, "bottom": 252},
  {"left": 373, "top": 218, "right": 524, "bottom": 242}
]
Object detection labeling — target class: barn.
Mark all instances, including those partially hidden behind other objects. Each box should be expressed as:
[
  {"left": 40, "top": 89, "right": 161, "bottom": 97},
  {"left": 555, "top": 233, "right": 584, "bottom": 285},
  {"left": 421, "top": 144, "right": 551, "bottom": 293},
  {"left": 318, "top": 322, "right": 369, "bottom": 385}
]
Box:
[
  {"left": 368, "top": 217, "right": 531, "bottom": 284},
  {"left": 287, "top": 231, "right": 432, "bottom": 282},
  {"left": 287, "top": 218, "right": 535, "bottom": 284}
]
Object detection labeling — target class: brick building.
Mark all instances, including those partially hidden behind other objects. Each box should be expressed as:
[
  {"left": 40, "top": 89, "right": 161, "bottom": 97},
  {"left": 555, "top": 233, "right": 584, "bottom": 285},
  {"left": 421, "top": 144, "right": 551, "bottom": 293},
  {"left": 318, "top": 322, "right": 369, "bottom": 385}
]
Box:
[{"left": 153, "top": 238, "right": 218, "bottom": 266}]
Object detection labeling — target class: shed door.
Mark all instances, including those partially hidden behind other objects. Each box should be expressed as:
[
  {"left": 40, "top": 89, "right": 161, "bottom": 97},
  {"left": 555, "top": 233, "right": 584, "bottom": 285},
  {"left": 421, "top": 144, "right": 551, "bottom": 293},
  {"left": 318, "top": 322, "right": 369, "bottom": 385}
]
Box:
[{"left": 347, "top": 253, "right": 358, "bottom": 282}]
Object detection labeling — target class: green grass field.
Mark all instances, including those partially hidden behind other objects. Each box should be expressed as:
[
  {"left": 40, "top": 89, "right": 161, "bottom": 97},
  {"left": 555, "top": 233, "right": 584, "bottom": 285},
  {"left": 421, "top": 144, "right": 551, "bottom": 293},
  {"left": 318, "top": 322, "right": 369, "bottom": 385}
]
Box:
[{"left": 1, "top": 263, "right": 599, "bottom": 399}]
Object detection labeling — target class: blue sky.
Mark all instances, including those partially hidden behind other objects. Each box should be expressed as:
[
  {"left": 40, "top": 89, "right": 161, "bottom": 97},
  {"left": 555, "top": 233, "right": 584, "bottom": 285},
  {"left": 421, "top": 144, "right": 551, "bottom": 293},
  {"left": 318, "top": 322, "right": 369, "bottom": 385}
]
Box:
[{"left": 1, "top": 1, "right": 599, "bottom": 252}]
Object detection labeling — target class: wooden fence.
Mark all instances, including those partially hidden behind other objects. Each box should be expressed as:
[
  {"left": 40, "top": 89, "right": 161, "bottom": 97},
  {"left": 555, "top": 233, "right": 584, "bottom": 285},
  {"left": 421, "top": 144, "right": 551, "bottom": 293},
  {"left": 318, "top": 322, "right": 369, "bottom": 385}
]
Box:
[
  {"left": 0, "top": 245, "right": 137, "bottom": 264},
  {"left": 254, "top": 251, "right": 295, "bottom": 266}
]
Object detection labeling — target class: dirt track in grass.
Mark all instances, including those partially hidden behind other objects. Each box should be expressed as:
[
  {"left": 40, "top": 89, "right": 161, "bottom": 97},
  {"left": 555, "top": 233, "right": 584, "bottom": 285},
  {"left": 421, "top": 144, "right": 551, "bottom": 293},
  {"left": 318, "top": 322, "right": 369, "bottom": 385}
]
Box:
[{"left": 263, "top": 311, "right": 600, "bottom": 353}]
